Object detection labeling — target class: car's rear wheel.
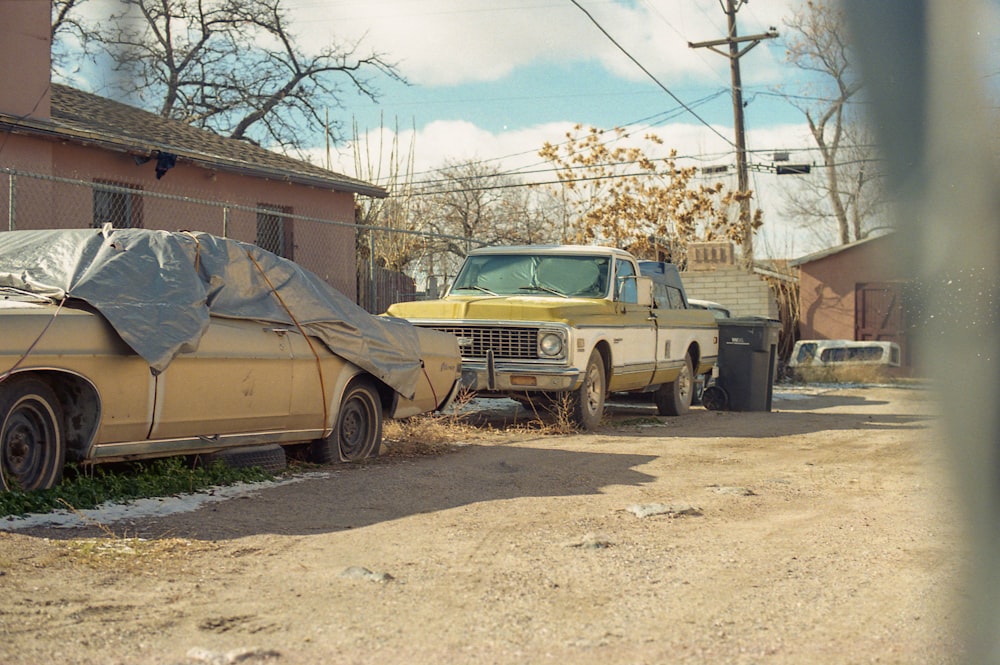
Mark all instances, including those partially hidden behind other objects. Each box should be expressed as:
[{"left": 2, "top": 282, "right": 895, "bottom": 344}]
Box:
[
  {"left": 310, "top": 378, "right": 382, "bottom": 464},
  {"left": 655, "top": 353, "right": 694, "bottom": 416},
  {"left": 0, "top": 377, "right": 66, "bottom": 491},
  {"left": 570, "top": 350, "right": 605, "bottom": 430}
]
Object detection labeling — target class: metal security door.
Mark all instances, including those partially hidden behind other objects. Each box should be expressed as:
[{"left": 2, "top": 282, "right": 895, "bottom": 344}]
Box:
[{"left": 855, "top": 282, "right": 908, "bottom": 366}]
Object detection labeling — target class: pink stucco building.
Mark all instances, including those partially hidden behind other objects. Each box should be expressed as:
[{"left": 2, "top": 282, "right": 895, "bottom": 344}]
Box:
[{"left": 0, "top": 1, "right": 385, "bottom": 300}]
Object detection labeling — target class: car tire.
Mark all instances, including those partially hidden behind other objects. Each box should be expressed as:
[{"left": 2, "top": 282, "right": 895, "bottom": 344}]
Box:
[
  {"left": 0, "top": 376, "right": 66, "bottom": 491},
  {"left": 570, "top": 350, "right": 606, "bottom": 431},
  {"left": 204, "top": 445, "right": 287, "bottom": 473},
  {"left": 310, "top": 378, "right": 383, "bottom": 464},
  {"left": 655, "top": 353, "right": 693, "bottom": 416}
]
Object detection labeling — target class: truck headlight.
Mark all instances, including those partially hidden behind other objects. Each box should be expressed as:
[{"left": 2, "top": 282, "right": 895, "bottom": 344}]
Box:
[{"left": 538, "top": 331, "right": 564, "bottom": 357}]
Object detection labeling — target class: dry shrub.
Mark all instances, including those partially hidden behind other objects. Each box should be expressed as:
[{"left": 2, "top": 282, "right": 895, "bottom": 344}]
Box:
[
  {"left": 531, "top": 392, "right": 581, "bottom": 435},
  {"left": 383, "top": 389, "right": 583, "bottom": 458},
  {"left": 382, "top": 388, "right": 489, "bottom": 457},
  {"left": 381, "top": 415, "right": 480, "bottom": 457},
  {"left": 791, "top": 363, "right": 895, "bottom": 385}
]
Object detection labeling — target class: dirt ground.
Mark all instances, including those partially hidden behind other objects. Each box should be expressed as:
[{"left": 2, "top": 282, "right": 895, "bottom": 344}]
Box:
[{"left": 0, "top": 386, "right": 967, "bottom": 665}]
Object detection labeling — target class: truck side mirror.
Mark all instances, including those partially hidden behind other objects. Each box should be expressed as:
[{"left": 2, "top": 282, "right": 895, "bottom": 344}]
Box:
[{"left": 636, "top": 276, "right": 653, "bottom": 308}]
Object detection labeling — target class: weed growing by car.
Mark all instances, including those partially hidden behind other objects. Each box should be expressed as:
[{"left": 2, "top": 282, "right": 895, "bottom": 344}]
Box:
[{"left": 0, "top": 457, "right": 272, "bottom": 518}]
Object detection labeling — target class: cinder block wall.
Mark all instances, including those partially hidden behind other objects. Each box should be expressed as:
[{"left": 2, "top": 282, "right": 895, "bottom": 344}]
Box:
[
  {"left": 680, "top": 269, "right": 778, "bottom": 319},
  {"left": 681, "top": 241, "right": 778, "bottom": 319}
]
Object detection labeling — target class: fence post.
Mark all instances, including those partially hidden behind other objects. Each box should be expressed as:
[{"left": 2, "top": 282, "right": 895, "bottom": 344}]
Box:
[
  {"left": 7, "top": 173, "right": 14, "bottom": 231},
  {"left": 222, "top": 205, "right": 230, "bottom": 237},
  {"left": 368, "top": 231, "right": 377, "bottom": 312}
]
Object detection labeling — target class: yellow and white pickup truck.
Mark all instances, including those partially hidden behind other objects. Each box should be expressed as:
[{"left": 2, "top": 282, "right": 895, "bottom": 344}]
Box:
[{"left": 386, "top": 245, "right": 718, "bottom": 430}]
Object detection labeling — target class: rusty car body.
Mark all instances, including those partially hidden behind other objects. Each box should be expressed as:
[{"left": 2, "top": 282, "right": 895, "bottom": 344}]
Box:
[{"left": 0, "top": 228, "right": 461, "bottom": 491}]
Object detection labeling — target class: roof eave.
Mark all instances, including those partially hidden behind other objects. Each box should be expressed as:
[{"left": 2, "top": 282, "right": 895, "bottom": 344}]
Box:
[{"left": 0, "top": 116, "right": 388, "bottom": 199}]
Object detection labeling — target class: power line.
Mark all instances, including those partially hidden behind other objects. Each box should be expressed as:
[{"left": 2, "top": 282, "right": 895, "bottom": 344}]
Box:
[
  {"left": 402, "top": 139, "right": 879, "bottom": 194},
  {"left": 401, "top": 151, "right": 883, "bottom": 198},
  {"left": 396, "top": 89, "right": 731, "bottom": 184},
  {"left": 568, "top": 0, "right": 736, "bottom": 149}
]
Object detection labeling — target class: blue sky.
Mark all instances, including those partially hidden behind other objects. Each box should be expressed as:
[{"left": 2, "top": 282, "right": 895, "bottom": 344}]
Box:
[
  {"left": 60, "top": 0, "right": 1000, "bottom": 257},
  {"left": 298, "top": 0, "right": 807, "bottom": 135},
  {"left": 281, "top": 0, "right": 830, "bottom": 256}
]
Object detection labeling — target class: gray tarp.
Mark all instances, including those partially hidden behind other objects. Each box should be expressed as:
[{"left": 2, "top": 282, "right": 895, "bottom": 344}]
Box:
[{"left": 0, "top": 227, "right": 423, "bottom": 398}]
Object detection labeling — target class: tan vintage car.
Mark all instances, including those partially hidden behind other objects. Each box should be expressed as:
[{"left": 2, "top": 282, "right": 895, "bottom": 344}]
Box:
[{"left": 0, "top": 228, "right": 462, "bottom": 491}]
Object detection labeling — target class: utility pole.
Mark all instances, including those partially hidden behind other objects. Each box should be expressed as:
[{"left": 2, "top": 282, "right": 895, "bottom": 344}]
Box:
[{"left": 689, "top": 0, "right": 777, "bottom": 266}]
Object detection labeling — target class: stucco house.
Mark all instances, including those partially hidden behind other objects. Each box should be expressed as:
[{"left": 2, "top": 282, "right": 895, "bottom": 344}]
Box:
[
  {"left": 0, "top": 1, "right": 385, "bottom": 300},
  {"left": 790, "top": 233, "right": 913, "bottom": 369}
]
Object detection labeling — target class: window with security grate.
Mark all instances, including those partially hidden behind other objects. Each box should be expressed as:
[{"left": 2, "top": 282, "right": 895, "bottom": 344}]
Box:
[
  {"left": 92, "top": 180, "right": 144, "bottom": 228},
  {"left": 256, "top": 204, "right": 294, "bottom": 259}
]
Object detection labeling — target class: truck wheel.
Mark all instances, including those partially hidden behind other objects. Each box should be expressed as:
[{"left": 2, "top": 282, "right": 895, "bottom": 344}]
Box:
[
  {"left": 571, "top": 350, "right": 605, "bottom": 430},
  {"left": 655, "top": 354, "right": 693, "bottom": 417}
]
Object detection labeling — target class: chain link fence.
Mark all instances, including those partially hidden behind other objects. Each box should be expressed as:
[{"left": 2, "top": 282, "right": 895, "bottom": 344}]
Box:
[{"left": 1, "top": 167, "right": 474, "bottom": 313}]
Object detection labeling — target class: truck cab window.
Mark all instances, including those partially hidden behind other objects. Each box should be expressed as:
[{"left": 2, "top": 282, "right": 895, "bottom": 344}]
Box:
[{"left": 616, "top": 259, "right": 637, "bottom": 304}]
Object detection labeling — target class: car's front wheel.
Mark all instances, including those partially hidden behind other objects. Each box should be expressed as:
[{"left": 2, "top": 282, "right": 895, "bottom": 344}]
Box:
[
  {"left": 310, "top": 378, "right": 383, "bottom": 464},
  {"left": 0, "top": 376, "right": 66, "bottom": 491}
]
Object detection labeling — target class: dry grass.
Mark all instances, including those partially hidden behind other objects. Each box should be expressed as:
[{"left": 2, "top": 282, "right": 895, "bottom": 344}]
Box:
[
  {"left": 62, "top": 537, "right": 209, "bottom": 569},
  {"left": 381, "top": 415, "right": 482, "bottom": 457},
  {"left": 790, "top": 363, "right": 900, "bottom": 385},
  {"left": 519, "top": 391, "right": 581, "bottom": 435},
  {"left": 382, "top": 388, "right": 492, "bottom": 457},
  {"left": 382, "top": 389, "right": 584, "bottom": 457}
]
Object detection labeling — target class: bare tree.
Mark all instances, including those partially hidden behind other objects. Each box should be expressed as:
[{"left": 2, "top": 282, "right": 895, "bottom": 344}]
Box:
[
  {"left": 539, "top": 125, "right": 759, "bottom": 267},
  {"left": 51, "top": 0, "right": 98, "bottom": 74},
  {"left": 407, "top": 160, "right": 560, "bottom": 285},
  {"left": 783, "top": 0, "right": 885, "bottom": 245},
  {"left": 417, "top": 160, "right": 521, "bottom": 256},
  {"left": 54, "top": 0, "right": 403, "bottom": 154},
  {"left": 351, "top": 118, "right": 425, "bottom": 273}
]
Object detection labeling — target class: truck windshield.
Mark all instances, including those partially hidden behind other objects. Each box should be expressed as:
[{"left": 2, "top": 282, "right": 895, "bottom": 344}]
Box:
[{"left": 450, "top": 254, "right": 611, "bottom": 298}]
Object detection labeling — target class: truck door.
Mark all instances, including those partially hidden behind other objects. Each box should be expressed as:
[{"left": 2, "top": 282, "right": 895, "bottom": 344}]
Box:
[
  {"left": 612, "top": 258, "right": 658, "bottom": 390},
  {"left": 650, "top": 280, "right": 690, "bottom": 385}
]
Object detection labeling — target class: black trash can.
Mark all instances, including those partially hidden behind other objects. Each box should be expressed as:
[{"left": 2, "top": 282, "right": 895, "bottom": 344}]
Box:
[{"left": 704, "top": 317, "right": 780, "bottom": 412}]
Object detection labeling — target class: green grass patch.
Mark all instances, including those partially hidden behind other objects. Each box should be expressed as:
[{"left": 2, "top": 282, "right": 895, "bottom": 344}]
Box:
[{"left": 0, "top": 456, "right": 273, "bottom": 518}]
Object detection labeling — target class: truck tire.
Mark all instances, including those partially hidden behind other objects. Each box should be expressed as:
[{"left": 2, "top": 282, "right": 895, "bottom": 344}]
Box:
[
  {"left": 571, "top": 350, "right": 605, "bottom": 430},
  {"left": 655, "top": 353, "right": 693, "bottom": 416}
]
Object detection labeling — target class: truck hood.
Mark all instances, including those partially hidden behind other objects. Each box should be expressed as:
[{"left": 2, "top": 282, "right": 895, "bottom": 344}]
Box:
[{"left": 387, "top": 295, "right": 618, "bottom": 324}]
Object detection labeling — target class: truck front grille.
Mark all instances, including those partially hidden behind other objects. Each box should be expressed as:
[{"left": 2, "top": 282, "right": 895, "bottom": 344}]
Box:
[{"left": 421, "top": 325, "right": 539, "bottom": 361}]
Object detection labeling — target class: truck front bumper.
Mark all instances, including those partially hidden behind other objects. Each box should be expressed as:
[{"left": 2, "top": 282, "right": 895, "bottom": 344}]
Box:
[{"left": 460, "top": 357, "right": 581, "bottom": 393}]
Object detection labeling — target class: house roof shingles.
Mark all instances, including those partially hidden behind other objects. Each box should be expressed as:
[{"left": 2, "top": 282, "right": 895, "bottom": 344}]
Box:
[{"left": 1, "top": 83, "right": 386, "bottom": 198}]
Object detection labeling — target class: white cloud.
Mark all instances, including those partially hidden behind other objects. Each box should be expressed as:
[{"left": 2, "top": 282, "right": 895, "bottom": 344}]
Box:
[{"left": 289, "top": 0, "right": 798, "bottom": 88}]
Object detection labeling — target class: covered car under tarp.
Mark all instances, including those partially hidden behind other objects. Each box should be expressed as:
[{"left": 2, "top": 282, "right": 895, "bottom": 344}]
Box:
[{"left": 0, "top": 227, "right": 425, "bottom": 398}]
